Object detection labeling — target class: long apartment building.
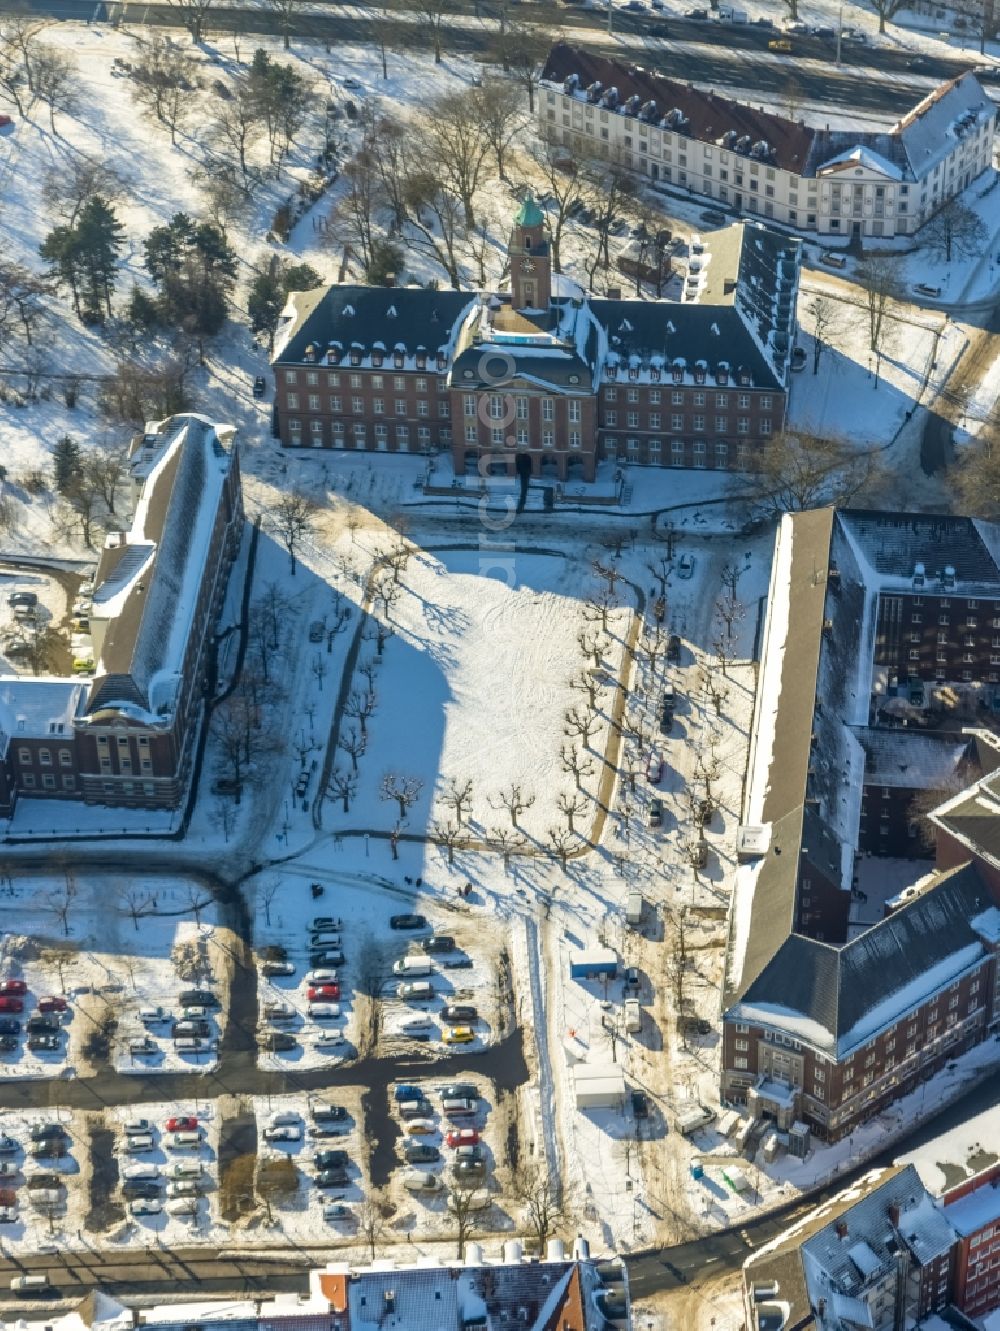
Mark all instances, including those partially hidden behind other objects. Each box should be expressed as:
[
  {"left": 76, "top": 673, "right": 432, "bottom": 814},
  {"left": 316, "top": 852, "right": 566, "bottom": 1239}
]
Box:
[
  {"left": 0, "top": 414, "right": 243, "bottom": 815},
  {"left": 271, "top": 199, "right": 799, "bottom": 477},
  {"left": 539, "top": 44, "right": 996, "bottom": 240},
  {"left": 723, "top": 510, "right": 1000, "bottom": 1142}
]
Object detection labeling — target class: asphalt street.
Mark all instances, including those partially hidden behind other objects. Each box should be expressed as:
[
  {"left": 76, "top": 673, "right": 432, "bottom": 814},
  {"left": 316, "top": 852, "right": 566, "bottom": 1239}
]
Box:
[{"left": 6, "top": 0, "right": 989, "bottom": 118}]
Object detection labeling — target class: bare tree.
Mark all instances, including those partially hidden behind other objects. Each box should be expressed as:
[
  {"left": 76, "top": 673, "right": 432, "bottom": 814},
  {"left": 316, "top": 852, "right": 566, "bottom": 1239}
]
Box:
[
  {"left": 337, "top": 727, "right": 365, "bottom": 774},
  {"left": 512, "top": 1160, "right": 565, "bottom": 1249},
  {"left": 476, "top": 76, "right": 525, "bottom": 181},
  {"left": 557, "top": 789, "right": 588, "bottom": 834},
  {"left": 547, "top": 826, "right": 576, "bottom": 867},
  {"left": 592, "top": 556, "right": 624, "bottom": 596},
  {"left": 265, "top": 491, "right": 316, "bottom": 576},
  {"left": 740, "top": 429, "right": 880, "bottom": 517},
  {"left": 489, "top": 825, "right": 526, "bottom": 871},
  {"left": 560, "top": 743, "right": 595, "bottom": 790},
  {"left": 583, "top": 590, "right": 616, "bottom": 633},
  {"left": 694, "top": 743, "right": 723, "bottom": 803},
  {"left": 356, "top": 1192, "right": 389, "bottom": 1261},
  {"left": 329, "top": 767, "right": 358, "bottom": 814},
  {"left": 121, "top": 885, "right": 155, "bottom": 932},
  {"left": 433, "top": 820, "right": 466, "bottom": 866},
  {"left": 856, "top": 256, "right": 898, "bottom": 359},
  {"left": 371, "top": 571, "right": 402, "bottom": 621},
  {"left": 806, "top": 294, "right": 840, "bottom": 376},
  {"left": 577, "top": 628, "right": 604, "bottom": 668},
  {"left": 344, "top": 688, "right": 376, "bottom": 739},
  {"left": 713, "top": 590, "right": 746, "bottom": 646},
  {"left": 564, "top": 705, "right": 597, "bottom": 748},
  {"left": 569, "top": 669, "right": 598, "bottom": 710},
  {"left": 0, "top": 262, "right": 48, "bottom": 347},
  {"left": 259, "top": 879, "right": 280, "bottom": 928},
  {"left": 31, "top": 44, "right": 77, "bottom": 133},
  {"left": 43, "top": 156, "right": 127, "bottom": 228},
  {"left": 0, "top": 14, "right": 49, "bottom": 116},
  {"left": 524, "top": 139, "right": 583, "bottom": 274},
  {"left": 922, "top": 198, "right": 989, "bottom": 266},
  {"left": 213, "top": 75, "right": 263, "bottom": 186},
  {"left": 581, "top": 154, "right": 635, "bottom": 291},
  {"left": 84, "top": 443, "right": 128, "bottom": 516},
  {"left": 449, "top": 1186, "right": 480, "bottom": 1258},
  {"left": 130, "top": 34, "right": 195, "bottom": 145},
  {"left": 380, "top": 772, "right": 424, "bottom": 821},
  {"left": 682, "top": 837, "right": 707, "bottom": 883},
  {"left": 440, "top": 777, "right": 474, "bottom": 825},
  {"left": 412, "top": 0, "right": 451, "bottom": 63},
  {"left": 494, "top": 21, "right": 552, "bottom": 113},
  {"left": 647, "top": 555, "right": 670, "bottom": 598},
  {"left": 491, "top": 783, "right": 535, "bottom": 829},
  {"left": 46, "top": 872, "right": 77, "bottom": 938},
  {"left": 164, "top": 0, "right": 215, "bottom": 42},
  {"left": 266, "top": 0, "right": 308, "bottom": 47}
]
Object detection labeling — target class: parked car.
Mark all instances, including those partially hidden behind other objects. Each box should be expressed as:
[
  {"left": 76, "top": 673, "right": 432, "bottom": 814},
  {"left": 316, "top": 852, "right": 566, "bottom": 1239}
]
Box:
[
  {"left": 130, "top": 1198, "right": 163, "bottom": 1216},
  {"left": 447, "top": 1188, "right": 491, "bottom": 1213},
  {"left": 37, "top": 997, "right": 67, "bottom": 1014},
  {"left": 309, "top": 931, "right": 341, "bottom": 947},
  {"left": 390, "top": 914, "right": 428, "bottom": 930},
  {"left": 307, "top": 984, "right": 341, "bottom": 1002},
  {"left": 445, "top": 1127, "right": 480, "bottom": 1148},
  {"left": 404, "top": 1119, "right": 437, "bottom": 1136},
  {"left": 310, "top": 916, "right": 343, "bottom": 931},
  {"left": 768, "top": 36, "right": 793, "bottom": 50},
  {"left": 0, "top": 1136, "right": 18, "bottom": 1154},
  {"left": 310, "top": 1102, "right": 347, "bottom": 1121},
  {"left": 268, "top": 1111, "right": 301, "bottom": 1128},
  {"left": 421, "top": 934, "right": 455, "bottom": 954},
  {"left": 0, "top": 980, "right": 27, "bottom": 996},
  {"left": 442, "top": 1097, "right": 478, "bottom": 1117},
  {"left": 820, "top": 251, "right": 847, "bottom": 270},
  {"left": 699, "top": 209, "right": 726, "bottom": 226},
  {"left": 26, "top": 1016, "right": 58, "bottom": 1034},
  {"left": 631, "top": 1090, "right": 650, "bottom": 1119},
  {"left": 305, "top": 969, "right": 339, "bottom": 986},
  {"left": 263, "top": 1002, "right": 295, "bottom": 1022},
  {"left": 175, "top": 1036, "right": 214, "bottom": 1052},
  {"left": 29, "top": 1137, "right": 65, "bottom": 1157},
  {"left": 403, "top": 1169, "right": 444, "bottom": 1193},
  {"left": 441, "top": 1004, "right": 478, "bottom": 1024},
  {"left": 252, "top": 375, "right": 267, "bottom": 399},
  {"left": 314, "top": 1169, "right": 350, "bottom": 1187},
  {"left": 263, "top": 1125, "right": 302, "bottom": 1143},
  {"left": 400, "top": 1016, "right": 435, "bottom": 1036},
  {"left": 124, "top": 1182, "right": 162, "bottom": 1200},
  {"left": 684, "top": 7, "right": 708, "bottom": 14},
  {"left": 404, "top": 1142, "right": 440, "bottom": 1163},
  {"left": 164, "top": 1131, "right": 202, "bottom": 1149},
  {"left": 27, "top": 1034, "right": 60, "bottom": 1052},
  {"left": 454, "top": 1157, "right": 487, "bottom": 1180},
  {"left": 262, "top": 1032, "right": 297, "bottom": 1052},
  {"left": 442, "top": 1084, "right": 478, "bottom": 1100},
  {"left": 165, "top": 1116, "right": 199, "bottom": 1134},
  {"left": 0, "top": 1019, "right": 19, "bottom": 1036},
  {"left": 314, "top": 1149, "right": 349, "bottom": 1170},
  {"left": 0, "top": 998, "right": 24, "bottom": 1013},
  {"left": 677, "top": 553, "right": 695, "bottom": 579},
  {"left": 399, "top": 1097, "right": 434, "bottom": 1119},
  {"left": 178, "top": 989, "right": 218, "bottom": 1008},
  {"left": 172, "top": 1019, "right": 210, "bottom": 1039},
  {"left": 262, "top": 960, "right": 296, "bottom": 978},
  {"left": 309, "top": 950, "right": 345, "bottom": 968},
  {"left": 308, "top": 1002, "right": 341, "bottom": 1020},
  {"left": 323, "top": 1202, "right": 351, "bottom": 1221},
  {"left": 661, "top": 700, "right": 675, "bottom": 732},
  {"left": 7, "top": 592, "right": 37, "bottom": 611},
  {"left": 442, "top": 1025, "right": 475, "bottom": 1045},
  {"left": 646, "top": 752, "right": 663, "bottom": 784},
  {"left": 666, "top": 633, "right": 681, "bottom": 662},
  {"left": 648, "top": 799, "right": 664, "bottom": 828},
  {"left": 124, "top": 1134, "right": 156, "bottom": 1154},
  {"left": 139, "top": 1006, "right": 169, "bottom": 1024},
  {"left": 313, "top": 1031, "right": 346, "bottom": 1051},
  {"left": 394, "top": 1084, "right": 421, "bottom": 1101},
  {"left": 914, "top": 282, "right": 942, "bottom": 298},
  {"left": 398, "top": 981, "right": 434, "bottom": 1001},
  {"left": 166, "top": 1197, "right": 199, "bottom": 1216}
]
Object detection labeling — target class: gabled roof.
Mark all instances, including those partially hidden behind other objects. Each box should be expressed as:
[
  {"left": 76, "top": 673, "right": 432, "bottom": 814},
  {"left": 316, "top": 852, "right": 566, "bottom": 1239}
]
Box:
[
  {"left": 273, "top": 285, "right": 474, "bottom": 366},
  {"left": 894, "top": 71, "right": 996, "bottom": 178}
]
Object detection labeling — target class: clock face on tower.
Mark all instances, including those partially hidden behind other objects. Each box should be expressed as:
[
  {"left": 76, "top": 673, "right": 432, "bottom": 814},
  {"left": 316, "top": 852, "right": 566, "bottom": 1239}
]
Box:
[{"left": 521, "top": 258, "right": 536, "bottom": 273}]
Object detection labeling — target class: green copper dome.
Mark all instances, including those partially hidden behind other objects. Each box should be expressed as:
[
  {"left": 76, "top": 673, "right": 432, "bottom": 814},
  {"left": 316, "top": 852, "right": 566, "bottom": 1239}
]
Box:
[{"left": 514, "top": 194, "right": 544, "bottom": 227}]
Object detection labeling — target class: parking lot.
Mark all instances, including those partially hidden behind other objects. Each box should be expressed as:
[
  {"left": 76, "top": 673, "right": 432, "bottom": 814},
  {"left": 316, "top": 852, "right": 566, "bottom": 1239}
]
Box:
[{"left": 0, "top": 565, "right": 92, "bottom": 678}]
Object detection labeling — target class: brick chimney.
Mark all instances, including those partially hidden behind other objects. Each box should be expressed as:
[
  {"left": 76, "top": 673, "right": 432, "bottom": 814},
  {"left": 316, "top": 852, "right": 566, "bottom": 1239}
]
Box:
[{"left": 835, "top": 1221, "right": 848, "bottom": 1239}]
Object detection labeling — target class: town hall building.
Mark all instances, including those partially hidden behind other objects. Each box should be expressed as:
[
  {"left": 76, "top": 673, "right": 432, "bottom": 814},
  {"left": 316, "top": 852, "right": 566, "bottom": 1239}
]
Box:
[{"left": 271, "top": 199, "right": 800, "bottom": 481}]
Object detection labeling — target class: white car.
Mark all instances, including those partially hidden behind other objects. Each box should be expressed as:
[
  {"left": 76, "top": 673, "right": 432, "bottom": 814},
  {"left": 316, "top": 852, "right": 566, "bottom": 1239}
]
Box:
[
  {"left": 166, "top": 1197, "right": 199, "bottom": 1216},
  {"left": 123, "top": 1118, "right": 152, "bottom": 1136},
  {"left": 268, "top": 1111, "right": 300, "bottom": 1128},
  {"left": 447, "top": 1187, "right": 491, "bottom": 1212},
  {"left": 139, "top": 1007, "right": 169, "bottom": 1024},
  {"left": 313, "top": 1031, "right": 346, "bottom": 1050},
  {"left": 263, "top": 1124, "right": 303, "bottom": 1143},
  {"left": 402, "top": 1169, "right": 444, "bottom": 1193},
  {"left": 124, "top": 1134, "right": 156, "bottom": 1154},
  {"left": 166, "top": 1160, "right": 203, "bottom": 1179},
  {"left": 308, "top": 1002, "right": 341, "bottom": 1020},
  {"left": 306, "top": 969, "right": 338, "bottom": 985},
  {"left": 677, "top": 553, "right": 695, "bottom": 579},
  {"left": 166, "top": 1180, "right": 201, "bottom": 1198},
  {"left": 400, "top": 1017, "right": 435, "bottom": 1035},
  {"left": 130, "top": 1198, "right": 163, "bottom": 1217},
  {"left": 123, "top": 1163, "right": 160, "bottom": 1181},
  {"left": 343, "top": 76, "right": 362, "bottom": 90}
]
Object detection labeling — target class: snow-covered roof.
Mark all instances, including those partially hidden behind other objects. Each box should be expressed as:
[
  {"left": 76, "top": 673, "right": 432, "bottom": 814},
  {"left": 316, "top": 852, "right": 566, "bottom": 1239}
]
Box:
[
  {"left": 0, "top": 677, "right": 86, "bottom": 741},
  {"left": 816, "top": 145, "right": 903, "bottom": 181},
  {"left": 894, "top": 72, "right": 997, "bottom": 180},
  {"left": 942, "top": 1178, "right": 1000, "bottom": 1237},
  {"left": 84, "top": 415, "right": 236, "bottom": 723}
]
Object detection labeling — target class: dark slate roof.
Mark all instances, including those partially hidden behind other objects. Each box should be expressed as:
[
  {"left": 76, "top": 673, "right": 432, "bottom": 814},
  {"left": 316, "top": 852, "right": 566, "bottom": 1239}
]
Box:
[
  {"left": 451, "top": 300, "right": 599, "bottom": 391},
  {"left": 736, "top": 861, "right": 995, "bottom": 1054},
  {"left": 838, "top": 511, "right": 1000, "bottom": 587},
  {"left": 542, "top": 43, "right": 818, "bottom": 174},
  {"left": 273, "top": 285, "right": 474, "bottom": 365}
]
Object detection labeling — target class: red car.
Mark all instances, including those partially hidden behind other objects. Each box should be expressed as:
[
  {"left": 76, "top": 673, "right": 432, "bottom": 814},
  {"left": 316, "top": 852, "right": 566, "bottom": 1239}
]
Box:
[
  {"left": 0, "top": 998, "right": 23, "bottom": 1014},
  {"left": 164, "top": 1116, "right": 198, "bottom": 1132},
  {"left": 445, "top": 1128, "right": 481, "bottom": 1148},
  {"left": 0, "top": 981, "right": 27, "bottom": 997},
  {"left": 307, "top": 984, "right": 341, "bottom": 1001},
  {"left": 37, "top": 997, "right": 67, "bottom": 1013}
]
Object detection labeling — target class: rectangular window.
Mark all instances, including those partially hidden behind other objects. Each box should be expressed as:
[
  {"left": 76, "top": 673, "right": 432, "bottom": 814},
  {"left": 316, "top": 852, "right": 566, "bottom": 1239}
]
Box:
[
  {"left": 350, "top": 374, "right": 362, "bottom": 389},
  {"left": 395, "top": 399, "right": 406, "bottom": 416},
  {"left": 606, "top": 411, "right": 618, "bottom": 427},
  {"left": 464, "top": 395, "right": 476, "bottom": 417},
  {"left": 373, "top": 398, "right": 384, "bottom": 414},
  {"left": 38, "top": 748, "right": 51, "bottom": 766},
  {"left": 287, "top": 393, "right": 299, "bottom": 409},
  {"left": 330, "top": 396, "right": 342, "bottom": 412},
  {"left": 351, "top": 397, "right": 363, "bottom": 414},
  {"left": 62, "top": 774, "right": 76, "bottom": 791},
  {"left": 465, "top": 424, "right": 478, "bottom": 443},
  {"left": 542, "top": 398, "right": 554, "bottom": 421},
  {"left": 627, "top": 412, "right": 639, "bottom": 428},
  {"left": 569, "top": 400, "right": 582, "bottom": 423}
]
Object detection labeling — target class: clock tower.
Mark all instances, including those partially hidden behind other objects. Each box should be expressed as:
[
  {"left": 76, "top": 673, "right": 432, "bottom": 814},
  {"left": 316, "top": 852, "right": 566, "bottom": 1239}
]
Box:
[{"left": 508, "top": 194, "right": 552, "bottom": 312}]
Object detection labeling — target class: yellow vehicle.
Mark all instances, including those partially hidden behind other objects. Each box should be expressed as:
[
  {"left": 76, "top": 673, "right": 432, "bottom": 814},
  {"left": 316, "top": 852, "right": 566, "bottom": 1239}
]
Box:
[
  {"left": 442, "top": 1025, "right": 475, "bottom": 1045},
  {"left": 72, "top": 657, "right": 95, "bottom": 675},
  {"left": 768, "top": 37, "right": 793, "bottom": 50}
]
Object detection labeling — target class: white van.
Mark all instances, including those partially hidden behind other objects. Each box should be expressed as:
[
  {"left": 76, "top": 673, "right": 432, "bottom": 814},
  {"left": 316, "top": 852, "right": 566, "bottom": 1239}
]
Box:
[
  {"left": 393, "top": 956, "right": 433, "bottom": 977},
  {"left": 123, "top": 1163, "right": 160, "bottom": 1181},
  {"left": 398, "top": 980, "right": 434, "bottom": 1001},
  {"left": 624, "top": 999, "right": 642, "bottom": 1033},
  {"left": 165, "top": 1131, "right": 202, "bottom": 1149},
  {"left": 625, "top": 892, "right": 644, "bottom": 927},
  {"left": 175, "top": 1037, "right": 214, "bottom": 1052},
  {"left": 308, "top": 1002, "right": 341, "bottom": 1020},
  {"left": 139, "top": 1006, "right": 169, "bottom": 1024},
  {"left": 10, "top": 1274, "right": 49, "bottom": 1291}
]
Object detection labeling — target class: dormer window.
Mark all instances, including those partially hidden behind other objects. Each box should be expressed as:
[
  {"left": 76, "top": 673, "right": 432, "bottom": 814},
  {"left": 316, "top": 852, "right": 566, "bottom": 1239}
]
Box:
[
  {"left": 694, "top": 365, "right": 706, "bottom": 384},
  {"left": 716, "top": 368, "right": 728, "bottom": 385},
  {"left": 739, "top": 368, "right": 751, "bottom": 386},
  {"left": 606, "top": 362, "right": 618, "bottom": 380},
  {"left": 372, "top": 349, "right": 383, "bottom": 367},
  {"left": 629, "top": 365, "right": 639, "bottom": 381},
  {"left": 672, "top": 366, "right": 683, "bottom": 385},
  {"left": 416, "top": 349, "right": 427, "bottom": 370},
  {"left": 437, "top": 352, "right": 447, "bottom": 371},
  {"left": 350, "top": 347, "right": 362, "bottom": 366},
  {"left": 326, "top": 347, "right": 340, "bottom": 365},
  {"left": 650, "top": 365, "right": 661, "bottom": 382},
  {"left": 394, "top": 349, "right": 404, "bottom": 368}
]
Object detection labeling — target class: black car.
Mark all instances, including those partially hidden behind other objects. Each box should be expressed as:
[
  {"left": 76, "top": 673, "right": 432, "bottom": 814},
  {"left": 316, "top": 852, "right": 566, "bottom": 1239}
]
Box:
[
  {"left": 314, "top": 1169, "right": 350, "bottom": 1188},
  {"left": 179, "top": 990, "right": 218, "bottom": 1008},
  {"left": 314, "top": 1149, "right": 349, "bottom": 1170},
  {"left": 309, "top": 950, "right": 345, "bottom": 968},
  {"left": 666, "top": 634, "right": 681, "bottom": 663},
  {"left": 659, "top": 703, "right": 674, "bottom": 734},
  {"left": 252, "top": 375, "right": 266, "bottom": 398},
  {"left": 123, "top": 1180, "right": 162, "bottom": 1200},
  {"left": 453, "top": 1158, "right": 486, "bottom": 1179},
  {"left": 262, "top": 1032, "right": 296, "bottom": 1052},
  {"left": 28, "top": 1034, "right": 61, "bottom": 1052},
  {"left": 441, "top": 1004, "right": 478, "bottom": 1024},
  {"left": 441, "top": 1083, "right": 478, "bottom": 1101},
  {"left": 0, "top": 1019, "right": 20, "bottom": 1036},
  {"left": 7, "top": 591, "right": 37, "bottom": 610},
  {"left": 421, "top": 934, "right": 455, "bottom": 954},
  {"left": 26, "top": 1016, "right": 58, "bottom": 1035},
  {"left": 390, "top": 914, "right": 427, "bottom": 930},
  {"left": 699, "top": 209, "right": 727, "bottom": 226},
  {"left": 172, "top": 1020, "right": 211, "bottom": 1039},
  {"left": 29, "top": 1124, "right": 66, "bottom": 1142},
  {"left": 311, "top": 1104, "right": 348, "bottom": 1121},
  {"left": 404, "top": 1142, "right": 440, "bottom": 1164},
  {"left": 631, "top": 1091, "right": 649, "bottom": 1119},
  {"left": 0, "top": 1035, "right": 17, "bottom": 1053}
]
